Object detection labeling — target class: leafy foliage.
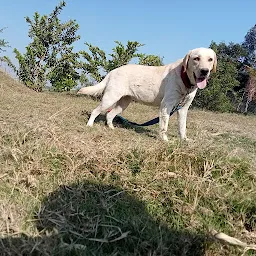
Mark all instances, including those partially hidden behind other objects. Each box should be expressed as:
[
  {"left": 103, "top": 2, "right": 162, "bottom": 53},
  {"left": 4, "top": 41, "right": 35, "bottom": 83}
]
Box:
[
  {"left": 80, "top": 41, "right": 163, "bottom": 83},
  {"left": 238, "top": 66, "right": 256, "bottom": 113},
  {"left": 239, "top": 24, "right": 256, "bottom": 112},
  {"left": 80, "top": 41, "right": 144, "bottom": 82},
  {"left": 3, "top": 1, "right": 80, "bottom": 91},
  {"left": 138, "top": 54, "right": 164, "bottom": 66},
  {"left": 242, "top": 24, "right": 256, "bottom": 67},
  {"left": 0, "top": 27, "right": 9, "bottom": 54},
  {"left": 47, "top": 48, "right": 80, "bottom": 91}
]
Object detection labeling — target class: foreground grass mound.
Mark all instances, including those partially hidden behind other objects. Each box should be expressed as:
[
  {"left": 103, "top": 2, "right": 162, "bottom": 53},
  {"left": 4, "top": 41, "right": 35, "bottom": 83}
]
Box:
[{"left": 0, "top": 70, "right": 256, "bottom": 255}]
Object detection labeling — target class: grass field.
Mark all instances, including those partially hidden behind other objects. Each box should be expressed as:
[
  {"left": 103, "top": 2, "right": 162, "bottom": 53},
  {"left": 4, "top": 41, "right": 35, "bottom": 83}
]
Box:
[{"left": 0, "top": 70, "right": 256, "bottom": 255}]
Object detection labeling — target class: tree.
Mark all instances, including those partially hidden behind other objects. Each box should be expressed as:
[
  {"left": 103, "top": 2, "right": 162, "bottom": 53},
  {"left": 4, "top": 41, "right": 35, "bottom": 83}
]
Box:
[
  {"left": 47, "top": 47, "right": 80, "bottom": 91},
  {"left": 212, "top": 41, "right": 248, "bottom": 62},
  {"left": 242, "top": 24, "right": 256, "bottom": 67},
  {"left": 138, "top": 54, "right": 164, "bottom": 66},
  {"left": 80, "top": 41, "right": 164, "bottom": 83},
  {"left": 0, "top": 27, "right": 9, "bottom": 54},
  {"left": 237, "top": 24, "right": 256, "bottom": 113},
  {"left": 193, "top": 41, "right": 242, "bottom": 112},
  {"left": 80, "top": 41, "right": 144, "bottom": 83},
  {"left": 214, "top": 41, "right": 249, "bottom": 90},
  {"left": 3, "top": 1, "right": 80, "bottom": 91},
  {"left": 237, "top": 66, "right": 256, "bottom": 113}
]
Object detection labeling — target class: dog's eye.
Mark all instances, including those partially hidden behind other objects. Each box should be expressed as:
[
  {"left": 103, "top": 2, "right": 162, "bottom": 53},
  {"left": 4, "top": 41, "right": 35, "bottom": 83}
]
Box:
[
  {"left": 193, "top": 57, "right": 200, "bottom": 61},
  {"left": 208, "top": 58, "right": 213, "bottom": 62}
]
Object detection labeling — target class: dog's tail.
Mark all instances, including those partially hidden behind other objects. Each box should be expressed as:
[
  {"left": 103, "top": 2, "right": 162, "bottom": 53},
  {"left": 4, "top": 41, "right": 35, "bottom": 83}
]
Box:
[{"left": 77, "top": 76, "right": 108, "bottom": 96}]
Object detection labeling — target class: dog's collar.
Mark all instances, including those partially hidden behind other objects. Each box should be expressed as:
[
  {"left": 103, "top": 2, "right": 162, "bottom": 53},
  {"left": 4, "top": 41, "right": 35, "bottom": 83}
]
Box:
[{"left": 181, "top": 66, "right": 194, "bottom": 89}]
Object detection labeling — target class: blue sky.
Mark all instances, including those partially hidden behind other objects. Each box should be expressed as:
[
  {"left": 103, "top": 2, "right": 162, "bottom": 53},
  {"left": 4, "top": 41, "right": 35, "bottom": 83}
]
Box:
[{"left": 1, "top": 0, "right": 256, "bottom": 65}]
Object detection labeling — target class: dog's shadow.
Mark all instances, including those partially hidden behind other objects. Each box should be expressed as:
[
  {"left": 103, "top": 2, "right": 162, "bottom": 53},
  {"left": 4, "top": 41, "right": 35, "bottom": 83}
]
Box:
[
  {"left": 1, "top": 181, "right": 208, "bottom": 255},
  {"left": 82, "top": 110, "right": 158, "bottom": 137}
]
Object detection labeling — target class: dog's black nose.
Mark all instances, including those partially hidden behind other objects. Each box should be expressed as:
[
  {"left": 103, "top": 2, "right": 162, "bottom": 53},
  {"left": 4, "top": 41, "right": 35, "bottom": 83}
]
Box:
[{"left": 200, "top": 68, "right": 209, "bottom": 76}]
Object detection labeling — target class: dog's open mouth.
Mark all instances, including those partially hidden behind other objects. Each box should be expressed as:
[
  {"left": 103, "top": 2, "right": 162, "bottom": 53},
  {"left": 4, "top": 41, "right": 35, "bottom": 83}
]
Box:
[{"left": 193, "top": 73, "right": 207, "bottom": 89}]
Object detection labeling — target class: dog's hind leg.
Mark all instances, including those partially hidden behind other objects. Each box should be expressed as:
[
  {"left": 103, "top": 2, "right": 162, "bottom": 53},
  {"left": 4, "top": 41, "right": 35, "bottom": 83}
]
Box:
[
  {"left": 106, "top": 96, "right": 132, "bottom": 129},
  {"left": 87, "top": 92, "right": 123, "bottom": 127}
]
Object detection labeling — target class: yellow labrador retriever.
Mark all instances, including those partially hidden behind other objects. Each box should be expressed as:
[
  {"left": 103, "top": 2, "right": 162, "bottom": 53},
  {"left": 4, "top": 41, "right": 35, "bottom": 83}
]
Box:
[{"left": 78, "top": 48, "right": 217, "bottom": 141}]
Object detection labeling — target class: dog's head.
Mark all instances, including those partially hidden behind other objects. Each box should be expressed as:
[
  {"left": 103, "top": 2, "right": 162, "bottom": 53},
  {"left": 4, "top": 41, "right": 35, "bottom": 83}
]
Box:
[{"left": 182, "top": 48, "right": 217, "bottom": 89}]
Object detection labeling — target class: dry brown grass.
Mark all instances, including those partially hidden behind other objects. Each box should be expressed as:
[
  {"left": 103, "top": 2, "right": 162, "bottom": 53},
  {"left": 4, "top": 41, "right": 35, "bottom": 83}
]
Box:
[{"left": 0, "top": 70, "right": 256, "bottom": 255}]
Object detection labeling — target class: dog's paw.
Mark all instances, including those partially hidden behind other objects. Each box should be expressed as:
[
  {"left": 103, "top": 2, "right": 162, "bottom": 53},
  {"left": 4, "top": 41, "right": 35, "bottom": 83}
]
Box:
[
  {"left": 180, "top": 137, "right": 194, "bottom": 144},
  {"left": 160, "top": 134, "right": 169, "bottom": 142},
  {"left": 87, "top": 122, "right": 94, "bottom": 127},
  {"left": 107, "top": 122, "right": 115, "bottom": 129}
]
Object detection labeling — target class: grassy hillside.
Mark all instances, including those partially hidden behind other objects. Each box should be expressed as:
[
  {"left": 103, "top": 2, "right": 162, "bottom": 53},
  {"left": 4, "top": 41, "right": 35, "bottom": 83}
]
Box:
[{"left": 0, "top": 70, "right": 256, "bottom": 255}]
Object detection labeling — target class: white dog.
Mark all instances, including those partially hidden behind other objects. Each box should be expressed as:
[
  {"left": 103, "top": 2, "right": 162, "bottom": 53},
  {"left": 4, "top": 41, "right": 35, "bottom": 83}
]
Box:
[{"left": 78, "top": 48, "right": 217, "bottom": 141}]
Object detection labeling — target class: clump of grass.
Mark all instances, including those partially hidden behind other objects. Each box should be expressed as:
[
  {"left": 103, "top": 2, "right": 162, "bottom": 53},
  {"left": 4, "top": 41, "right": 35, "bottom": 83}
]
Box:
[{"left": 125, "top": 148, "right": 145, "bottom": 175}]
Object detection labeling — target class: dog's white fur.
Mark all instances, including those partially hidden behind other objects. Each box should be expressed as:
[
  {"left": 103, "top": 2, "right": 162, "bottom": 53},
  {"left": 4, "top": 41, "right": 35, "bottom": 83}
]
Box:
[{"left": 78, "top": 48, "right": 217, "bottom": 141}]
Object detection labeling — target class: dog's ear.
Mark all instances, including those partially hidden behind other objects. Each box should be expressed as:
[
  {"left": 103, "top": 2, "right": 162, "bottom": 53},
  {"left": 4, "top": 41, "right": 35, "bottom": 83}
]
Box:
[
  {"left": 183, "top": 50, "right": 192, "bottom": 72},
  {"left": 212, "top": 52, "right": 217, "bottom": 73}
]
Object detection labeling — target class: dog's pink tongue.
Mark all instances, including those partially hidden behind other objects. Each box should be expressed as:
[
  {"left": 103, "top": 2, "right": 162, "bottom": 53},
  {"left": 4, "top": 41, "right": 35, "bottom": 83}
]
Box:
[{"left": 196, "top": 78, "right": 207, "bottom": 89}]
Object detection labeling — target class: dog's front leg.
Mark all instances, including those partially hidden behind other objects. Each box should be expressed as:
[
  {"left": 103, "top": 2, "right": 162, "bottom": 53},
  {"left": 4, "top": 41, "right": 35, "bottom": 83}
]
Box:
[
  {"left": 177, "top": 90, "right": 197, "bottom": 140},
  {"left": 159, "top": 105, "right": 169, "bottom": 142},
  {"left": 159, "top": 99, "right": 179, "bottom": 142},
  {"left": 177, "top": 107, "right": 189, "bottom": 140}
]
